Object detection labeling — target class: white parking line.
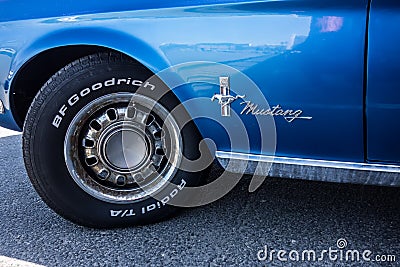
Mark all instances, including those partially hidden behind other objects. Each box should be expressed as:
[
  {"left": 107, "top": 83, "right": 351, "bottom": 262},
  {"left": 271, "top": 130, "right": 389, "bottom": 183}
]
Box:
[
  {"left": 0, "top": 256, "right": 45, "bottom": 267},
  {"left": 0, "top": 127, "right": 21, "bottom": 138}
]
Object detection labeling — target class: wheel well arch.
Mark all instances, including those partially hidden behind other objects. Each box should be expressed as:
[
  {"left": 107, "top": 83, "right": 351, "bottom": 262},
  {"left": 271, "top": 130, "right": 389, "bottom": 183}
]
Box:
[{"left": 10, "top": 45, "right": 150, "bottom": 128}]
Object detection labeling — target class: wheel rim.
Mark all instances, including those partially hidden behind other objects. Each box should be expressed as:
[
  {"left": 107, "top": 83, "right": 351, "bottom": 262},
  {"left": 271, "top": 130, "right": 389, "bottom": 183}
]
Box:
[{"left": 64, "top": 93, "right": 182, "bottom": 204}]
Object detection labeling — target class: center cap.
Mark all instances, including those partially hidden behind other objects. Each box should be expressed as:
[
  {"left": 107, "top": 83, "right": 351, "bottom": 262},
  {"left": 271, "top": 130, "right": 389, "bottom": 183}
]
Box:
[{"left": 105, "top": 130, "right": 148, "bottom": 170}]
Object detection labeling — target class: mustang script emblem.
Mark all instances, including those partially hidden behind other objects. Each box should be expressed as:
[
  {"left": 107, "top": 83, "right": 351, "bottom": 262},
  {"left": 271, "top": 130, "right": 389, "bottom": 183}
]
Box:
[
  {"left": 211, "top": 76, "right": 312, "bottom": 122},
  {"left": 240, "top": 102, "right": 312, "bottom": 122}
]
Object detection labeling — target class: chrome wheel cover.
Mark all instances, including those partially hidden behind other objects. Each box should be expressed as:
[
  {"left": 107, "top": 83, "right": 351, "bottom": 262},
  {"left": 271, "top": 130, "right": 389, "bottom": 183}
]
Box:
[{"left": 64, "top": 93, "right": 182, "bottom": 204}]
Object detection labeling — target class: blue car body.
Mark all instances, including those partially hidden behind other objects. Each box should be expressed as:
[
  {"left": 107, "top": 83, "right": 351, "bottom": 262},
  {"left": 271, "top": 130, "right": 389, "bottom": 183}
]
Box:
[{"left": 0, "top": 0, "right": 399, "bottom": 185}]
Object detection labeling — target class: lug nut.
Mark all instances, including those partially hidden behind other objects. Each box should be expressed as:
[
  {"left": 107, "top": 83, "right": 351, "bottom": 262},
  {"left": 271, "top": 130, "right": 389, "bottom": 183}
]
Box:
[
  {"left": 116, "top": 175, "right": 126, "bottom": 186},
  {"left": 97, "top": 169, "right": 110, "bottom": 180}
]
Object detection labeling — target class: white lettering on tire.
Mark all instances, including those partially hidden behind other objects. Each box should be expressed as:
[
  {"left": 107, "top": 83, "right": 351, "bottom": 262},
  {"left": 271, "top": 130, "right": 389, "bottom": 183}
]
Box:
[
  {"left": 52, "top": 78, "right": 155, "bottom": 128},
  {"left": 109, "top": 179, "right": 186, "bottom": 218}
]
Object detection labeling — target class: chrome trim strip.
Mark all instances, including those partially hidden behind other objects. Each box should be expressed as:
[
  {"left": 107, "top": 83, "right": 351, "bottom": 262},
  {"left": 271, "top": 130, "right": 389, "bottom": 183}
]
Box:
[
  {"left": 216, "top": 151, "right": 400, "bottom": 186},
  {"left": 216, "top": 151, "right": 400, "bottom": 172}
]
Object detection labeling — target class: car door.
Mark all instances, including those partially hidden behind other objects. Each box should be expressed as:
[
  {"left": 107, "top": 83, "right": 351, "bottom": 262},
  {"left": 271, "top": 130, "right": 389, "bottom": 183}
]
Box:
[{"left": 366, "top": 0, "right": 400, "bottom": 163}]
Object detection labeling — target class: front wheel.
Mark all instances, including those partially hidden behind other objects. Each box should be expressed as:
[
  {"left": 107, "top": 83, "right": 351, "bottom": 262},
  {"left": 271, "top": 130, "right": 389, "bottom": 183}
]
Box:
[{"left": 23, "top": 53, "right": 209, "bottom": 227}]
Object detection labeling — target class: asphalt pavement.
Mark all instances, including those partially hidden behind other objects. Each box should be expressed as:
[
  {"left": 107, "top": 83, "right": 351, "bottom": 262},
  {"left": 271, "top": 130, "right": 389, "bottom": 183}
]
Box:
[{"left": 0, "top": 132, "right": 398, "bottom": 266}]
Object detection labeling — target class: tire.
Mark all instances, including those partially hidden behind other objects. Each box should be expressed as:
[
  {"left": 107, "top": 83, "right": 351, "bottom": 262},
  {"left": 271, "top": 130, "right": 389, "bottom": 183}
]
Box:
[{"left": 22, "top": 52, "right": 209, "bottom": 228}]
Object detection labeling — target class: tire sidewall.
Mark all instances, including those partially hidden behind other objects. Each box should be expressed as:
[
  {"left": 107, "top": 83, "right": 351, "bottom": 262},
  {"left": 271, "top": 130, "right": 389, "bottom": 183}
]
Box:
[{"left": 26, "top": 58, "right": 202, "bottom": 227}]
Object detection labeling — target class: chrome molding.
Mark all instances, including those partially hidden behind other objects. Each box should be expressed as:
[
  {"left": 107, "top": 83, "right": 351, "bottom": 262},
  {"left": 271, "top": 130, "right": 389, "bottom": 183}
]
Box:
[{"left": 216, "top": 151, "right": 400, "bottom": 186}]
